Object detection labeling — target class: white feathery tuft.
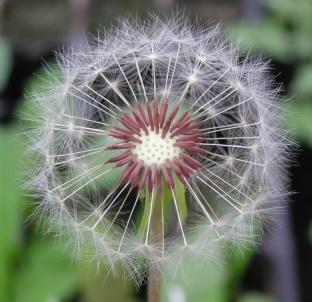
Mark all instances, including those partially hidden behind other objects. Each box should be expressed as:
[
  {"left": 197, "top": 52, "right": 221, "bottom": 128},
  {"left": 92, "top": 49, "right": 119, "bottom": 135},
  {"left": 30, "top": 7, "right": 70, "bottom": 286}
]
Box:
[{"left": 25, "top": 14, "right": 291, "bottom": 285}]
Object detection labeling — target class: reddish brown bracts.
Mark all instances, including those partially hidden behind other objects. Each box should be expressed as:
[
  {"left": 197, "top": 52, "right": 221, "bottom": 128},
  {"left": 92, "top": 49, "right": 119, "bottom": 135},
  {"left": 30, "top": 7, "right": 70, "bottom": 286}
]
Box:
[{"left": 106, "top": 101, "right": 204, "bottom": 191}]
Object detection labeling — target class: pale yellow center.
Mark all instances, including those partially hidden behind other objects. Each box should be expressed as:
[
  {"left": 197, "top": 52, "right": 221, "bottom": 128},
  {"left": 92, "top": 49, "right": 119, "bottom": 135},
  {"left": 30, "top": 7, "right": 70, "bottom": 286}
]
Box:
[{"left": 132, "top": 130, "right": 181, "bottom": 166}]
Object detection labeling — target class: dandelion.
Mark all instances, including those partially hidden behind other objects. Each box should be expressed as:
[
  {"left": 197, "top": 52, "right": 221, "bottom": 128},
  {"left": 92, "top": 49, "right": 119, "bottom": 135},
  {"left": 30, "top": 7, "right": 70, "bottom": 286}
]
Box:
[{"left": 26, "top": 14, "right": 289, "bottom": 300}]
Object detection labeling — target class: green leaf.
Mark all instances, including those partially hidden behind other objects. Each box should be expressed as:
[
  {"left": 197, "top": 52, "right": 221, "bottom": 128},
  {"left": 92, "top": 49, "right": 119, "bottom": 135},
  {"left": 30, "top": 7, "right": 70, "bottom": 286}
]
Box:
[
  {"left": 13, "top": 239, "right": 77, "bottom": 302},
  {"left": 293, "top": 32, "right": 312, "bottom": 60},
  {"left": 174, "top": 175, "right": 187, "bottom": 223},
  {"left": 229, "top": 21, "right": 291, "bottom": 61},
  {"left": 77, "top": 260, "right": 133, "bottom": 302},
  {"left": 239, "top": 292, "right": 276, "bottom": 302},
  {"left": 0, "top": 128, "right": 22, "bottom": 301},
  {"left": 292, "top": 65, "right": 312, "bottom": 98},
  {"left": 161, "top": 180, "right": 172, "bottom": 221},
  {"left": 138, "top": 176, "right": 187, "bottom": 238},
  {"left": 226, "top": 249, "right": 254, "bottom": 296},
  {"left": 138, "top": 188, "right": 153, "bottom": 238},
  {"left": 163, "top": 245, "right": 254, "bottom": 302},
  {"left": 284, "top": 101, "right": 312, "bottom": 147},
  {"left": 163, "top": 255, "right": 229, "bottom": 302},
  {"left": 266, "top": 0, "right": 312, "bottom": 30}
]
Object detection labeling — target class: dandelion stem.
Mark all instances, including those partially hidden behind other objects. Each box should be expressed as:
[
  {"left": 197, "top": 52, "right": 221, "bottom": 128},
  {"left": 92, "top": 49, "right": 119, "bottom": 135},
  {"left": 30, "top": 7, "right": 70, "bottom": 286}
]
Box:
[{"left": 147, "top": 192, "right": 163, "bottom": 302}]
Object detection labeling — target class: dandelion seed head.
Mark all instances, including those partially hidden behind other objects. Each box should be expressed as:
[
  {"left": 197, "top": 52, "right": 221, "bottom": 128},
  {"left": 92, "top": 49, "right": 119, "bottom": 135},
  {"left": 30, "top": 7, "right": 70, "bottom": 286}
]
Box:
[{"left": 25, "top": 13, "right": 291, "bottom": 285}]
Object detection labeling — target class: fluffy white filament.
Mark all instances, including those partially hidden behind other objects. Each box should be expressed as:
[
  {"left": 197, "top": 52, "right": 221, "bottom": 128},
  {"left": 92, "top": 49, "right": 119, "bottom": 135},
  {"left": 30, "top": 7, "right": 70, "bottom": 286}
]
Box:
[{"left": 25, "top": 14, "right": 290, "bottom": 284}]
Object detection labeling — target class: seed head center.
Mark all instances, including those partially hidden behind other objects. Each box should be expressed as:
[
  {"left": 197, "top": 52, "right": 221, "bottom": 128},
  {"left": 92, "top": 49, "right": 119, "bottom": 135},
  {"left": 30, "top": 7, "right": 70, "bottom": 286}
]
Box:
[{"left": 133, "top": 130, "right": 181, "bottom": 167}]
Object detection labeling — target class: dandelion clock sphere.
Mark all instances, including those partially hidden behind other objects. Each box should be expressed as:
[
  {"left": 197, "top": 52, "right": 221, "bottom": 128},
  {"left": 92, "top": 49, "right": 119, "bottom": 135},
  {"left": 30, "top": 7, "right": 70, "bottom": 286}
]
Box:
[{"left": 27, "top": 15, "right": 289, "bottom": 296}]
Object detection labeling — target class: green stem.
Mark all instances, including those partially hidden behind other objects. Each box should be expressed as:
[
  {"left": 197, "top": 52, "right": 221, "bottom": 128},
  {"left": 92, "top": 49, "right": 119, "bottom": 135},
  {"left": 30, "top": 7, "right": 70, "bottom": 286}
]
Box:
[{"left": 147, "top": 194, "right": 162, "bottom": 302}]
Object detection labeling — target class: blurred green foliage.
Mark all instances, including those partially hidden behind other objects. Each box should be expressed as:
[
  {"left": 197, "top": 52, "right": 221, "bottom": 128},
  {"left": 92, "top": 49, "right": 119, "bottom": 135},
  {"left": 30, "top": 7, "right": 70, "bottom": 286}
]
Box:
[
  {"left": 231, "top": 0, "right": 312, "bottom": 62},
  {"left": 0, "top": 127, "right": 78, "bottom": 302},
  {"left": 163, "top": 249, "right": 255, "bottom": 302},
  {"left": 230, "top": 0, "right": 312, "bottom": 148},
  {"left": 239, "top": 293, "right": 275, "bottom": 302}
]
